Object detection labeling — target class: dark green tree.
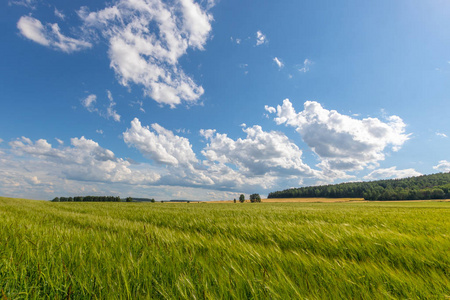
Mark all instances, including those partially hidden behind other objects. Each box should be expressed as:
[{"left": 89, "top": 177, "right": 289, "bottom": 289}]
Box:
[
  {"left": 250, "top": 193, "right": 261, "bottom": 203},
  {"left": 239, "top": 194, "right": 245, "bottom": 203}
]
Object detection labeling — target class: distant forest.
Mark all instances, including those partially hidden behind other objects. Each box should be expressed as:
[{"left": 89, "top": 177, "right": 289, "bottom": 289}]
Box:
[
  {"left": 268, "top": 172, "right": 450, "bottom": 201},
  {"left": 52, "top": 196, "right": 132, "bottom": 202}
]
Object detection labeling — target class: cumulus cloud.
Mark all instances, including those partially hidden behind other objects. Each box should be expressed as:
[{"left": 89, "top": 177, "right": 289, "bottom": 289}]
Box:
[
  {"left": 123, "top": 118, "right": 198, "bottom": 166},
  {"left": 17, "top": 16, "right": 92, "bottom": 53},
  {"left": 266, "top": 99, "right": 410, "bottom": 174},
  {"left": 201, "top": 125, "right": 317, "bottom": 177},
  {"left": 8, "top": 136, "right": 160, "bottom": 184},
  {"left": 122, "top": 118, "right": 321, "bottom": 191},
  {"left": 273, "top": 57, "right": 284, "bottom": 69},
  {"left": 433, "top": 160, "right": 450, "bottom": 172},
  {"left": 78, "top": 0, "right": 213, "bottom": 107},
  {"left": 3, "top": 119, "right": 314, "bottom": 199},
  {"left": 298, "top": 59, "right": 312, "bottom": 72},
  {"left": 264, "top": 105, "right": 276, "bottom": 114},
  {"left": 363, "top": 167, "right": 421, "bottom": 180},
  {"left": 256, "top": 30, "right": 267, "bottom": 46}
]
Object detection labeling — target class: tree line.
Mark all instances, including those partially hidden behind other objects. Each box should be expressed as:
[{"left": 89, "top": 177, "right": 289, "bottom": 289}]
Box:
[
  {"left": 234, "top": 194, "right": 262, "bottom": 203},
  {"left": 268, "top": 172, "right": 450, "bottom": 201},
  {"left": 52, "top": 196, "right": 133, "bottom": 202}
]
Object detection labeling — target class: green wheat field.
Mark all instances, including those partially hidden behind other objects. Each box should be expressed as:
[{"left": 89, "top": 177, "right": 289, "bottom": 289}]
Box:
[{"left": 1, "top": 197, "right": 449, "bottom": 299}]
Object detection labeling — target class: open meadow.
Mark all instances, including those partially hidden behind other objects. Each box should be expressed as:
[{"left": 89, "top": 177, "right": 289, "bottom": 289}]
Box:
[{"left": 1, "top": 196, "right": 449, "bottom": 299}]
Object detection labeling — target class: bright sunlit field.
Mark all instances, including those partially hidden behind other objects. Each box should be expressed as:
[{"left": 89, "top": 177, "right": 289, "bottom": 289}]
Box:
[{"left": 1, "top": 197, "right": 449, "bottom": 299}]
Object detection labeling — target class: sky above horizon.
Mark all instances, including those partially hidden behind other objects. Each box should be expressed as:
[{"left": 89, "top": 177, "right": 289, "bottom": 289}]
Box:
[{"left": 1, "top": 0, "right": 450, "bottom": 200}]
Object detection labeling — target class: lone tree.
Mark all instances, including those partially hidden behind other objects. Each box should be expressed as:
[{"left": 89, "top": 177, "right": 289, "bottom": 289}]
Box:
[
  {"left": 239, "top": 194, "right": 245, "bottom": 203},
  {"left": 250, "top": 193, "right": 261, "bottom": 203},
  {"left": 233, "top": 198, "right": 236, "bottom": 203}
]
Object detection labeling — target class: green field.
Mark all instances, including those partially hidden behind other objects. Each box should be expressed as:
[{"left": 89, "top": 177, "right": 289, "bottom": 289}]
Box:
[{"left": 1, "top": 197, "right": 449, "bottom": 299}]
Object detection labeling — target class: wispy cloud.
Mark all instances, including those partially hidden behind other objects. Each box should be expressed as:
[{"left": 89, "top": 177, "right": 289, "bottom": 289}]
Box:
[
  {"left": 230, "top": 36, "right": 241, "bottom": 44},
  {"left": 273, "top": 57, "right": 284, "bottom": 69},
  {"left": 81, "top": 94, "right": 97, "bottom": 112},
  {"left": 298, "top": 58, "right": 313, "bottom": 72},
  {"left": 9, "top": 0, "right": 36, "bottom": 9},
  {"left": 17, "top": 16, "right": 91, "bottom": 53},
  {"left": 106, "top": 91, "right": 120, "bottom": 122},
  {"left": 81, "top": 92, "right": 121, "bottom": 122},
  {"left": 436, "top": 132, "right": 448, "bottom": 138},
  {"left": 54, "top": 8, "right": 65, "bottom": 20},
  {"left": 130, "top": 100, "right": 145, "bottom": 113},
  {"left": 239, "top": 63, "right": 249, "bottom": 75},
  {"left": 363, "top": 167, "right": 421, "bottom": 180},
  {"left": 256, "top": 30, "right": 268, "bottom": 46},
  {"left": 433, "top": 160, "right": 450, "bottom": 172}
]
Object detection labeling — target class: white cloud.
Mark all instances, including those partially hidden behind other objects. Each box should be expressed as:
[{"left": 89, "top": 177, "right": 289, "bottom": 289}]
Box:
[
  {"left": 54, "top": 8, "right": 65, "bottom": 20},
  {"left": 256, "top": 30, "right": 267, "bottom": 46},
  {"left": 433, "top": 160, "right": 450, "bottom": 172},
  {"left": 29, "top": 176, "right": 41, "bottom": 185},
  {"left": 106, "top": 90, "right": 121, "bottom": 122},
  {"left": 273, "top": 57, "right": 284, "bottom": 69},
  {"left": 17, "top": 16, "right": 92, "bottom": 53},
  {"left": 0, "top": 138, "right": 3, "bottom": 144},
  {"left": 55, "top": 138, "right": 64, "bottom": 145},
  {"left": 123, "top": 118, "right": 321, "bottom": 192},
  {"left": 264, "top": 105, "right": 276, "bottom": 114},
  {"left": 363, "top": 167, "right": 421, "bottom": 180},
  {"left": 4, "top": 120, "right": 307, "bottom": 199},
  {"left": 436, "top": 132, "right": 448, "bottom": 138},
  {"left": 96, "top": 129, "right": 104, "bottom": 134},
  {"left": 231, "top": 37, "right": 241, "bottom": 44},
  {"left": 8, "top": 136, "right": 160, "bottom": 185},
  {"left": 266, "top": 99, "right": 410, "bottom": 174},
  {"left": 123, "top": 118, "right": 198, "bottom": 166},
  {"left": 82, "top": 92, "right": 121, "bottom": 122},
  {"left": 298, "top": 59, "right": 313, "bottom": 72},
  {"left": 131, "top": 100, "right": 145, "bottom": 113},
  {"left": 81, "top": 94, "right": 97, "bottom": 112},
  {"left": 200, "top": 125, "right": 317, "bottom": 178},
  {"left": 79, "top": 0, "right": 213, "bottom": 107},
  {"left": 239, "top": 63, "right": 249, "bottom": 75},
  {"left": 175, "top": 128, "right": 191, "bottom": 134},
  {"left": 9, "top": 0, "right": 35, "bottom": 9}
]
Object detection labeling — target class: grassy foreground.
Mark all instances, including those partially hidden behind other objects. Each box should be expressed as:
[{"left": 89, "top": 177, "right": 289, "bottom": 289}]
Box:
[{"left": 1, "top": 197, "right": 449, "bottom": 299}]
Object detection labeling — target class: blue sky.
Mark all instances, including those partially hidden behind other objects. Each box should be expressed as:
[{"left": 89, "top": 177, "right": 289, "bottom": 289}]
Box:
[{"left": 1, "top": 0, "right": 450, "bottom": 200}]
